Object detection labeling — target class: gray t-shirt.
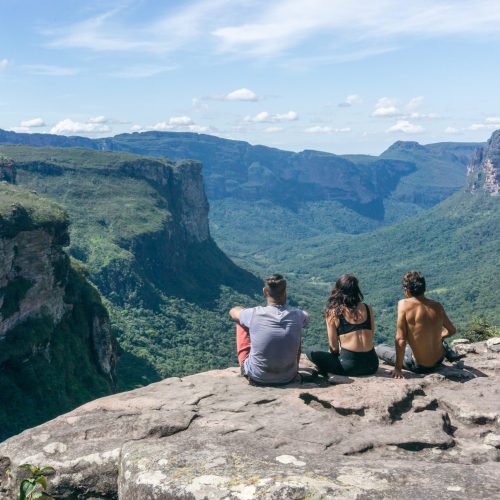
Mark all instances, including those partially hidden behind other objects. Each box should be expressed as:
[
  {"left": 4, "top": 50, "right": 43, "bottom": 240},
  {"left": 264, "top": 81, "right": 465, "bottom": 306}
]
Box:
[{"left": 239, "top": 304, "right": 309, "bottom": 384}]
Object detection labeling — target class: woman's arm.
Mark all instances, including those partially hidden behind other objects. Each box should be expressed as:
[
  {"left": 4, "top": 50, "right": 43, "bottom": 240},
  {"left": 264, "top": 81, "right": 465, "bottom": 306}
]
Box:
[{"left": 326, "top": 316, "right": 340, "bottom": 353}]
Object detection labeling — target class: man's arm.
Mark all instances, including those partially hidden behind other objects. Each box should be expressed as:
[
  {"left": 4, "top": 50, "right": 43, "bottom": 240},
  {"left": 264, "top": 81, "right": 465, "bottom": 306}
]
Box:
[
  {"left": 393, "top": 301, "right": 408, "bottom": 379},
  {"left": 440, "top": 306, "right": 457, "bottom": 339},
  {"left": 229, "top": 306, "right": 244, "bottom": 322}
]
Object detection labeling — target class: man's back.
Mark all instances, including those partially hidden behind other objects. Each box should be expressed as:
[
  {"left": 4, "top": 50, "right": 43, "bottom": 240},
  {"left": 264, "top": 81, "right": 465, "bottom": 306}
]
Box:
[
  {"left": 400, "top": 297, "right": 444, "bottom": 366},
  {"left": 239, "top": 304, "right": 307, "bottom": 384}
]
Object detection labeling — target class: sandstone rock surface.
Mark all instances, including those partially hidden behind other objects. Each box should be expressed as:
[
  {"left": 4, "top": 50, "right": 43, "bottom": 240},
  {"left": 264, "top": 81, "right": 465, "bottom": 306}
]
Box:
[{"left": 0, "top": 341, "right": 499, "bottom": 499}]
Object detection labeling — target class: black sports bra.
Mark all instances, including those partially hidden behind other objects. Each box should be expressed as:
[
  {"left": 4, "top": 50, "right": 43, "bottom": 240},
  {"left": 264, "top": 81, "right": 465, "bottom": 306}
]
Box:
[{"left": 337, "top": 304, "right": 371, "bottom": 336}]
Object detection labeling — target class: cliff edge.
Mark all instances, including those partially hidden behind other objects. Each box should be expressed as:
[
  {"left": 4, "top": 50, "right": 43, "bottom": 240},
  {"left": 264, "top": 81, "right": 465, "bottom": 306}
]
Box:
[
  {"left": 0, "top": 340, "right": 498, "bottom": 499},
  {"left": 467, "top": 129, "right": 500, "bottom": 195},
  {"left": 0, "top": 181, "right": 117, "bottom": 440}
]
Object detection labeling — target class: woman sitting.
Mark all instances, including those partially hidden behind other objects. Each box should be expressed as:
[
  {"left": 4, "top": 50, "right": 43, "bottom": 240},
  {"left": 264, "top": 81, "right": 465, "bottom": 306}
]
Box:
[{"left": 305, "top": 274, "right": 379, "bottom": 377}]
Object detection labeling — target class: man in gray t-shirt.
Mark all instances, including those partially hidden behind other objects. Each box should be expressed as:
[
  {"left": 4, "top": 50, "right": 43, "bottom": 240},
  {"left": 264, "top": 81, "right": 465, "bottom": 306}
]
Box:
[{"left": 229, "top": 273, "right": 309, "bottom": 384}]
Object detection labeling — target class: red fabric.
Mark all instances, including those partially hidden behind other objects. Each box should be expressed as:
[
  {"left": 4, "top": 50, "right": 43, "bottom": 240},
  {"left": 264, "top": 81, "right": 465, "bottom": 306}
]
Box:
[{"left": 236, "top": 323, "right": 251, "bottom": 365}]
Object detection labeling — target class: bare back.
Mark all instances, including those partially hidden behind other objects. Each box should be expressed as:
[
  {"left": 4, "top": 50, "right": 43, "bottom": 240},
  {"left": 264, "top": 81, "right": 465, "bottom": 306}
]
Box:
[
  {"left": 327, "top": 303, "right": 375, "bottom": 353},
  {"left": 399, "top": 297, "right": 445, "bottom": 366}
]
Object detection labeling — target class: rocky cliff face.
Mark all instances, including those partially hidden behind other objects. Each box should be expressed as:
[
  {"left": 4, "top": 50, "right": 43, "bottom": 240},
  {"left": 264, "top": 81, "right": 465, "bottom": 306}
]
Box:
[
  {"left": 0, "top": 182, "right": 117, "bottom": 440},
  {"left": 467, "top": 129, "right": 500, "bottom": 195},
  {"left": 0, "top": 340, "right": 498, "bottom": 499}
]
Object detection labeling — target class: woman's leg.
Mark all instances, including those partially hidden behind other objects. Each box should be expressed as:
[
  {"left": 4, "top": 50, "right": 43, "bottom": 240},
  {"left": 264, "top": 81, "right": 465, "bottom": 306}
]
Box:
[{"left": 304, "top": 348, "right": 345, "bottom": 375}]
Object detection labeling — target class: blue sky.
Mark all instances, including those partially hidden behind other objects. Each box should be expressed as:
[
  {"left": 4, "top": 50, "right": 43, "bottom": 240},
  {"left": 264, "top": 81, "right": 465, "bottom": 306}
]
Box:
[{"left": 1, "top": 0, "right": 499, "bottom": 154}]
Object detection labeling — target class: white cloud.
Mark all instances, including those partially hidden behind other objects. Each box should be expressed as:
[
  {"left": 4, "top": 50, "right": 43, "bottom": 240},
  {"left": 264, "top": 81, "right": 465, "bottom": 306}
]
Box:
[
  {"left": 21, "top": 64, "right": 80, "bottom": 76},
  {"left": 408, "top": 112, "right": 440, "bottom": 119},
  {"left": 305, "top": 126, "right": 351, "bottom": 133},
  {"left": 372, "top": 97, "right": 400, "bottom": 117},
  {"left": 212, "top": 1, "right": 500, "bottom": 58},
  {"left": 0, "top": 59, "right": 9, "bottom": 71},
  {"left": 131, "top": 124, "right": 143, "bottom": 132},
  {"left": 407, "top": 96, "right": 424, "bottom": 110},
  {"left": 386, "top": 120, "right": 424, "bottom": 134},
  {"left": 88, "top": 115, "right": 108, "bottom": 124},
  {"left": 225, "top": 88, "right": 259, "bottom": 101},
  {"left": 444, "top": 126, "right": 460, "bottom": 134},
  {"left": 338, "top": 94, "right": 361, "bottom": 107},
  {"left": 468, "top": 122, "right": 498, "bottom": 131},
  {"left": 264, "top": 126, "right": 283, "bottom": 132},
  {"left": 20, "top": 117, "right": 46, "bottom": 128},
  {"left": 244, "top": 110, "right": 298, "bottom": 122},
  {"left": 146, "top": 116, "right": 209, "bottom": 133},
  {"left": 485, "top": 116, "right": 500, "bottom": 124},
  {"left": 50, "top": 118, "right": 111, "bottom": 135},
  {"left": 44, "top": 1, "right": 234, "bottom": 53}
]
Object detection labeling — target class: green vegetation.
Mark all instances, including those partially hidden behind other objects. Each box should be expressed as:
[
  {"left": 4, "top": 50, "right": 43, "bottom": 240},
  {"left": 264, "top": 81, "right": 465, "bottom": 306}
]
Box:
[
  {"left": 0, "top": 260, "right": 113, "bottom": 440},
  {"left": 0, "top": 182, "right": 68, "bottom": 238},
  {"left": 257, "top": 191, "right": 500, "bottom": 347},
  {"left": 2, "top": 139, "right": 497, "bottom": 403},
  {"left": 18, "top": 464, "right": 55, "bottom": 500},
  {"left": 462, "top": 317, "right": 500, "bottom": 343},
  {"left": 3, "top": 145, "right": 260, "bottom": 392}
]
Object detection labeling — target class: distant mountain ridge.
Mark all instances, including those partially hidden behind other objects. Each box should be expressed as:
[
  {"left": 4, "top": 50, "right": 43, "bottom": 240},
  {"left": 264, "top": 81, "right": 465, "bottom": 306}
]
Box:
[{"left": 0, "top": 128, "right": 483, "bottom": 263}]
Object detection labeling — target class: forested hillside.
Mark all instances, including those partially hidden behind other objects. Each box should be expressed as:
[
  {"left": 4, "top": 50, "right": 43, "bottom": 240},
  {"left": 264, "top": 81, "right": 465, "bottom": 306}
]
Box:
[{"left": 0, "top": 145, "right": 261, "bottom": 389}]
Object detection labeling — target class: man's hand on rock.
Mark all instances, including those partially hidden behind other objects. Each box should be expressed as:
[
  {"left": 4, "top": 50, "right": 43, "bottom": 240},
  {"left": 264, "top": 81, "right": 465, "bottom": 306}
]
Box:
[{"left": 391, "top": 368, "right": 404, "bottom": 379}]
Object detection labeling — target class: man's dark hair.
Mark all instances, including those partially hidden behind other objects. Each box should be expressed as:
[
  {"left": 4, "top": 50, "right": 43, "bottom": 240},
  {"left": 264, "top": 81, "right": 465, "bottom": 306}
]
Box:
[
  {"left": 264, "top": 273, "right": 286, "bottom": 301},
  {"left": 402, "top": 271, "right": 426, "bottom": 296}
]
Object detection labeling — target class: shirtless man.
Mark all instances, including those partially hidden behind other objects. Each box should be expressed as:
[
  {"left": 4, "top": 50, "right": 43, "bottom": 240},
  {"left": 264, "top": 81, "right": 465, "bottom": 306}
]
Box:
[{"left": 376, "top": 271, "right": 457, "bottom": 378}]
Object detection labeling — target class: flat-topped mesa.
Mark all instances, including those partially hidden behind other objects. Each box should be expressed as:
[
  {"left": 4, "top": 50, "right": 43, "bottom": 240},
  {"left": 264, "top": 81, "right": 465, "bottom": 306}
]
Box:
[
  {"left": 118, "top": 157, "right": 210, "bottom": 243},
  {"left": 467, "top": 129, "right": 500, "bottom": 195},
  {"left": 0, "top": 340, "right": 498, "bottom": 499},
  {"left": 0, "top": 183, "right": 117, "bottom": 440}
]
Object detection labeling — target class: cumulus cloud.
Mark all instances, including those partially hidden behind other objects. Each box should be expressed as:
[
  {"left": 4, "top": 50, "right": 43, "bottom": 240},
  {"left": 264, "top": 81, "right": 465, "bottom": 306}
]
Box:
[
  {"left": 88, "top": 115, "right": 109, "bottom": 124},
  {"left": 372, "top": 97, "right": 400, "bottom": 117},
  {"left": 20, "top": 117, "right": 46, "bottom": 128},
  {"left": 338, "top": 94, "right": 361, "bottom": 107},
  {"left": 225, "top": 88, "right": 259, "bottom": 101},
  {"left": 203, "top": 87, "right": 261, "bottom": 102},
  {"left": 136, "top": 116, "right": 209, "bottom": 133},
  {"left": 408, "top": 112, "right": 440, "bottom": 120},
  {"left": 264, "top": 126, "right": 283, "bottom": 133},
  {"left": 244, "top": 110, "right": 298, "bottom": 122},
  {"left": 386, "top": 120, "right": 424, "bottom": 134},
  {"left": 444, "top": 126, "right": 460, "bottom": 134},
  {"left": 0, "top": 59, "right": 9, "bottom": 70},
  {"left": 50, "top": 118, "right": 111, "bottom": 135},
  {"left": 304, "top": 126, "right": 351, "bottom": 133}
]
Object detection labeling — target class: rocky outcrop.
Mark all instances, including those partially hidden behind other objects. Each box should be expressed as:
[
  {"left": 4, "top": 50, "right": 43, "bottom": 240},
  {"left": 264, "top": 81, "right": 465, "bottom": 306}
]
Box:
[
  {"left": 0, "top": 157, "right": 16, "bottom": 183},
  {"left": 467, "top": 129, "right": 500, "bottom": 195},
  {"left": 0, "top": 341, "right": 498, "bottom": 499},
  {"left": 0, "top": 183, "right": 117, "bottom": 440}
]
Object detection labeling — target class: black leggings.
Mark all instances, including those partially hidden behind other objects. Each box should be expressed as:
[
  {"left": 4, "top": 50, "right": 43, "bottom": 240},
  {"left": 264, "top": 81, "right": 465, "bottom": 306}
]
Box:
[{"left": 305, "top": 347, "right": 379, "bottom": 376}]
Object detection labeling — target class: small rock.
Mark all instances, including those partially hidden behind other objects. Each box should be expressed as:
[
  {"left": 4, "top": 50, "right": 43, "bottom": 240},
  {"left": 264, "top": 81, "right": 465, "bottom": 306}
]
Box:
[
  {"left": 451, "top": 339, "right": 470, "bottom": 345},
  {"left": 484, "top": 433, "right": 500, "bottom": 448},
  {"left": 486, "top": 337, "right": 500, "bottom": 353}
]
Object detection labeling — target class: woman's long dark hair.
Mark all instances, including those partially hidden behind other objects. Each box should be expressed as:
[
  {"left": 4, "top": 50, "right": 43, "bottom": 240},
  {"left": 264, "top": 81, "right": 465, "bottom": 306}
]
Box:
[{"left": 324, "top": 274, "right": 364, "bottom": 319}]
